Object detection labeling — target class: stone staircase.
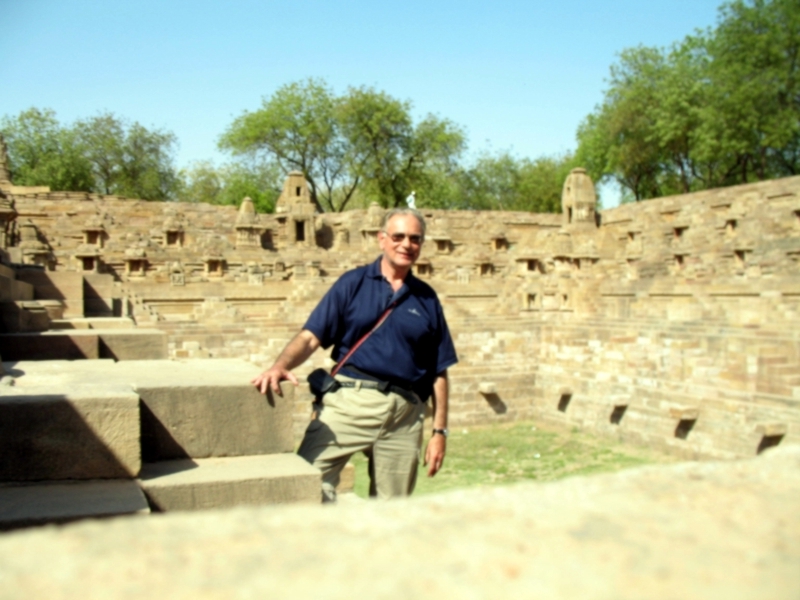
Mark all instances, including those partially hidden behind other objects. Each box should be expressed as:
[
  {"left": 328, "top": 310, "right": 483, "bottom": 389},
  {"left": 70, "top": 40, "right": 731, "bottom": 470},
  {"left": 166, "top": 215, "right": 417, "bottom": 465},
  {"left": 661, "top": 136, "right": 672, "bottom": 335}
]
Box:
[{"left": 0, "top": 358, "right": 321, "bottom": 530}]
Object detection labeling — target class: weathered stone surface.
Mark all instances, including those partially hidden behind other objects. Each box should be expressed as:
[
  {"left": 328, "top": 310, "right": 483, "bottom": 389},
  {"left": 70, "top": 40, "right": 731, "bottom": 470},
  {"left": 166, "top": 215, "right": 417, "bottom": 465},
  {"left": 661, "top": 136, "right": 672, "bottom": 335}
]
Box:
[
  {"left": 96, "top": 329, "right": 167, "bottom": 360},
  {"left": 0, "top": 331, "right": 99, "bottom": 360},
  {"left": 0, "top": 447, "right": 797, "bottom": 599},
  {"left": 2, "top": 359, "right": 295, "bottom": 462},
  {"left": 0, "top": 370, "right": 141, "bottom": 480},
  {"left": 130, "top": 359, "right": 295, "bottom": 460},
  {"left": 0, "top": 480, "right": 149, "bottom": 531},
  {"left": 0, "top": 329, "right": 166, "bottom": 361},
  {"left": 14, "top": 270, "right": 84, "bottom": 318},
  {"left": 139, "top": 454, "right": 321, "bottom": 510},
  {"left": 3, "top": 161, "right": 800, "bottom": 461}
]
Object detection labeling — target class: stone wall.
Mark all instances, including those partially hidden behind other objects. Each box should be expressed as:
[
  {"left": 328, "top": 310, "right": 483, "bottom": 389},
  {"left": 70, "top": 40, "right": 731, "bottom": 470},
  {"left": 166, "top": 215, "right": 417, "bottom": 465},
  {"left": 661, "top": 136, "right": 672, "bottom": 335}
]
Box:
[{"left": 2, "top": 166, "right": 799, "bottom": 459}]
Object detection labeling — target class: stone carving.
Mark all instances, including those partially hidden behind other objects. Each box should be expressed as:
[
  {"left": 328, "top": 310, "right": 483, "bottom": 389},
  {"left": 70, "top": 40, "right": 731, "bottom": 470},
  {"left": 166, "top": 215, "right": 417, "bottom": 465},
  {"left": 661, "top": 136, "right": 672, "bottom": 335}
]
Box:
[{"left": 562, "top": 168, "right": 597, "bottom": 227}]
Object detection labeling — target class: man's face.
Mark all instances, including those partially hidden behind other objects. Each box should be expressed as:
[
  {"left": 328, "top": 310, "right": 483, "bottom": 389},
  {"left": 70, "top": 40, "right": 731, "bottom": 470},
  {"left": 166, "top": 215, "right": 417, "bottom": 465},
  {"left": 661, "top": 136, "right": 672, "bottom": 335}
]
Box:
[{"left": 379, "top": 214, "right": 424, "bottom": 270}]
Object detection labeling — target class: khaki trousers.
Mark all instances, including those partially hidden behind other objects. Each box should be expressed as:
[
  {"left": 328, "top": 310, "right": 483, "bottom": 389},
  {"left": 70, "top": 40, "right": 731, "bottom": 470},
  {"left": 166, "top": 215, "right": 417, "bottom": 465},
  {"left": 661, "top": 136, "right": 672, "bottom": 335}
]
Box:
[{"left": 297, "top": 377, "right": 426, "bottom": 502}]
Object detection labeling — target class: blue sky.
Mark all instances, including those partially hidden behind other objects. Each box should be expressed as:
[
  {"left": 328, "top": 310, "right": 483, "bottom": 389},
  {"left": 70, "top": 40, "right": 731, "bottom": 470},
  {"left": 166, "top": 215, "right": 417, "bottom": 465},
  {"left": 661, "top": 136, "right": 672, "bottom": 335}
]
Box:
[{"left": 2, "top": 0, "right": 724, "bottom": 206}]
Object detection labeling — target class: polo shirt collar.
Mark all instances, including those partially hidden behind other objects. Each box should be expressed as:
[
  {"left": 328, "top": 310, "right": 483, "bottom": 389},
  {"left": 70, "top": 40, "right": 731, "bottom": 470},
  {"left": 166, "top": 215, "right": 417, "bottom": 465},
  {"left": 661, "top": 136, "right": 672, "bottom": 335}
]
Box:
[{"left": 368, "top": 256, "right": 423, "bottom": 301}]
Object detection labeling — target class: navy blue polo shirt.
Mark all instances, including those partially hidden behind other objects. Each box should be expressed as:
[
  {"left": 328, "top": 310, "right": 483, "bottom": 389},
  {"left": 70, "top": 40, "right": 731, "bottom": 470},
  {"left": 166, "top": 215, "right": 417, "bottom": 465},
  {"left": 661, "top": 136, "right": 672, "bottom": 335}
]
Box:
[{"left": 304, "top": 257, "right": 458, "bottom": 400}]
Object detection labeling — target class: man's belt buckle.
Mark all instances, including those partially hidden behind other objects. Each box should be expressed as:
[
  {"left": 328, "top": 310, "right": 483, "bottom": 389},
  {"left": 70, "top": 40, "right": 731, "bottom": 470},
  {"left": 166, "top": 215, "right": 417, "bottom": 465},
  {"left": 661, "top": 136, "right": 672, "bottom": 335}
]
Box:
[{"left": 377, "top": 380, "right": 390, "bottom": 393}]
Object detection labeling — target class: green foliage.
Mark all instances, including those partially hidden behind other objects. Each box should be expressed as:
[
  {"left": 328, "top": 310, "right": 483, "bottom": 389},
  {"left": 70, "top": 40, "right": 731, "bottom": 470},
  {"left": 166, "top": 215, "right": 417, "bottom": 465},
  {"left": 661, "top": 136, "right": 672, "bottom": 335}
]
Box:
[
  {"left": 219, "top": 79, "right": 351, "bottom": 212},
  {"left": 220, "top": 79, "right": 466, "bottom": 212},
  {"left": 453, "top": 152, "right": 576, "bottom": 211},
  {"left": 576, "top": 0, "right": 800, "bottom": 200},
  {"left": 1, "top": 108, "right": 94, "bottom": 191},
  {"left": 347, "top": 420, "right": 675, "bottom": 498},
  {"left": 74, "top": 114, "right": 179, "bottom": 200},
  {"left": 1, "top": 108, "right": 179, "bottom": 200},
  {"left": 179, "top": 160, "right": 281, "bottom": 213}
]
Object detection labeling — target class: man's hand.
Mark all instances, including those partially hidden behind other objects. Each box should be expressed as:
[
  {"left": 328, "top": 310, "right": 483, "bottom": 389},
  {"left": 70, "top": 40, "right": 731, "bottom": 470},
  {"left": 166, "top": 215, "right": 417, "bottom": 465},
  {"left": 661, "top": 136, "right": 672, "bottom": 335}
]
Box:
[
  {"left": 251, "top": 329, "right": 321, "bottom": 396},
  {"left": 424, "top": 433, "right": 446, "bottom": 477},
  {"left": 251, "top": 367, "right": 298, "bottom": 397}
]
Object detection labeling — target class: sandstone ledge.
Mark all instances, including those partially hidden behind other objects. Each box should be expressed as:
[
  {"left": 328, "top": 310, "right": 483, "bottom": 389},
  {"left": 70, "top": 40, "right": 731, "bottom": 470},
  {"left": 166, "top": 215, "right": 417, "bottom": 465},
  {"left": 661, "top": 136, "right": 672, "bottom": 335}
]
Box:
[{"left": 0, "top": 446, "right": 798, "bottom": 599}]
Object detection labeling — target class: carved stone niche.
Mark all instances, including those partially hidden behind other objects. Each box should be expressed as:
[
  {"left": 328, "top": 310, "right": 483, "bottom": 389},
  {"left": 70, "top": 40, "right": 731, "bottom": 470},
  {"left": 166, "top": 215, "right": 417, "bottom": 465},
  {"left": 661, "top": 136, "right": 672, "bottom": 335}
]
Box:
[
  {"left": 235, "top": 197, "right": 263, "bottom": 248},
  {"left": 204, "top": 255, "right": 225, "bottom": 277},
  {"left": 83, "top": 215, "right": 106, "bottom": 248},
  {"left": 163, "top": 216, "right": 184, "bottom": 248},
  {"left": 170, "top": 262, "right": 185, "bottom": 286},
  {"left": 572, "top": 255, "right": 598, "bottom": 272},
  {"left": 431, "top": 235, "right": 452, "bottom": 254},
  {"left": 415, "top": 260, "right": 433, "bottom": 278},
  {"left": 246, "top": 262, "right": 264, "bottom": 286},
  {"left": 74, "top": 247, "right": 101, "bottom": 273},
  {"left": 490, "top": 230, "right": 508, "bottom": 252},
  {"left": 333, "top": 227, "right": 350, "bottom": 250},
  {"left": 517, "top": 256, "right": 543, "bottom": 275},
  {"left": 360, "top": 226, "right": 381, "bottom": 248},
  {"left": 124, "top": 248, "right": 147, "bottom": 277},
  {"left": 553, "top": 255, "right": 571, "bottom": 274},
  {"left": 562, "top": 168, "right": 598, "bottom": 227},
  {"left": 626, "top": 229, "right": 643, "bottom": 257},
  {"left": 476, "top": 260, "right": 494, "bottom": 277}
]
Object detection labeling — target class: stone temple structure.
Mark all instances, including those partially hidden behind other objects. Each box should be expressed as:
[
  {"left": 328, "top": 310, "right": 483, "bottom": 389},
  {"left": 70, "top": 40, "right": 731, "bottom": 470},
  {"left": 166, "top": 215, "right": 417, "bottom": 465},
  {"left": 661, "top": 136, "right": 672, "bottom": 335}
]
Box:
[{"left": 0, "top": 134, "right": 799, "bottom": 596}]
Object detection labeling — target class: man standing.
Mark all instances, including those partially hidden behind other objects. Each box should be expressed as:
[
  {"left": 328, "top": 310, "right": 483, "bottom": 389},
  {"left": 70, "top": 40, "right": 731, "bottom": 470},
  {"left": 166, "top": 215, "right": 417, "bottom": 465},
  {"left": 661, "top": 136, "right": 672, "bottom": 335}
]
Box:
[{"left": 252, "top": 208, "right": 457, "bottom": 501}]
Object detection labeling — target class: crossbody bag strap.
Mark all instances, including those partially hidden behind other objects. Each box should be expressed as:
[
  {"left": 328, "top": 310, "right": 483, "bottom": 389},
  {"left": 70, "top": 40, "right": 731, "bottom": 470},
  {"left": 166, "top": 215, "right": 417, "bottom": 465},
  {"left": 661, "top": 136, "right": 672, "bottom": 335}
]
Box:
[{"left": 331, "top": 302, "right": 396, "bottom": 377}]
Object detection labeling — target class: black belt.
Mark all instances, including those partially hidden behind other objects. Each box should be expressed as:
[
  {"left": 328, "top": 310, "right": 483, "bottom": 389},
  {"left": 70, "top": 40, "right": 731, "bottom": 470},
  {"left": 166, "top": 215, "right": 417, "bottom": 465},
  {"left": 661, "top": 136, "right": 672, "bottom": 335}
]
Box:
[{"left": 337, "top": 380, "right": 419, "bottom": 404}]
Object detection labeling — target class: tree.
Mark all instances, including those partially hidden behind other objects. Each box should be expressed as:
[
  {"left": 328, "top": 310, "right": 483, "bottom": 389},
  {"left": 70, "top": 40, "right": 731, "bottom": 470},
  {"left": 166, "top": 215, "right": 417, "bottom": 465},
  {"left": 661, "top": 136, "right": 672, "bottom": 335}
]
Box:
[
  {"left": 75, "top": 113, "right": 179, "bottom": 200},
  {"left": 219, "top": 79, "right": 345, "bottom": 212},
  {"left": 454, "top": 152, "right": 575, "bottom": 212},
  {"left": 220, "top": 80, "right": 466, "bottom": 211},
  {"left": 179, "top": 160, "right": 281, "bottom": 213},
  {"left": 703, "top": 0, "right": 800, "bottom": 181},
  {"left": 576, "top": 0, "right": 800, "bottom": 200},
  {"left": 340, "top": 87, "right": 466, "bottom": 208},
  {"left": 1, "top": 108, "right": 180, "bottom": 200},
  {"left": 576, "top": 46, "right": 674, "bottom": 200},
  {"left": 0, "top": 108, "right": 93, "bottom": 191}
]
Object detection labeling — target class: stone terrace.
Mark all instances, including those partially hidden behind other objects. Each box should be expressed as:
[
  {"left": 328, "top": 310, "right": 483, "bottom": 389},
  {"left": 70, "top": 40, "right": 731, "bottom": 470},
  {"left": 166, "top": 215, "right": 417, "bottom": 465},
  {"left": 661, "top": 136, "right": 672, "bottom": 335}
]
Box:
[{"left": 2, "top": 160, "right": 799, "bottom": 461}]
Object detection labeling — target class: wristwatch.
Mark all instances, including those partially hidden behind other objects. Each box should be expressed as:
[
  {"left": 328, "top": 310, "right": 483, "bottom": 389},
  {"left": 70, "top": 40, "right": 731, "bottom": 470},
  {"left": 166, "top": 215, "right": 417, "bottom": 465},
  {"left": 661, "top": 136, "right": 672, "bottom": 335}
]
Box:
[{"left": 432, "top": 428, "right": 449, "bottom": 438}]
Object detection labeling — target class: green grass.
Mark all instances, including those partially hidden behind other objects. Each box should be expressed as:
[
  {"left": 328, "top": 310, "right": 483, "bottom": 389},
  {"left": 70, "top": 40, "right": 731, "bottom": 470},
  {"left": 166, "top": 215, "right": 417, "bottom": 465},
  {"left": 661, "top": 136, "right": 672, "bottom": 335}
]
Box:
[{"left": 348, "top": 420, "right": 677, "bottom": 498}]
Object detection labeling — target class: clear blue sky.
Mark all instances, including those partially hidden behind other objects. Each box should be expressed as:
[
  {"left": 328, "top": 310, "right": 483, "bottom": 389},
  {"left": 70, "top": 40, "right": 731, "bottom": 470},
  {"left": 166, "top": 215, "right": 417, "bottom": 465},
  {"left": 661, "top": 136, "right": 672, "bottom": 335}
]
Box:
[{"left": 2, "top": 0, "right": 725, "bottom": 206}]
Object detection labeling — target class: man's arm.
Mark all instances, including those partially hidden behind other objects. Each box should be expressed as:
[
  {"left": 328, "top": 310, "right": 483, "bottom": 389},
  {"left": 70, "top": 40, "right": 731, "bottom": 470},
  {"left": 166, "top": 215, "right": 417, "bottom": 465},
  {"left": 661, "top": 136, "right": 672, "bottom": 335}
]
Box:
[
  {"left": 424, "top": 370, "right": 449, "bottom": 477},
  {"left": 251, "top": 329, "right": 321, "bottom": 396}
]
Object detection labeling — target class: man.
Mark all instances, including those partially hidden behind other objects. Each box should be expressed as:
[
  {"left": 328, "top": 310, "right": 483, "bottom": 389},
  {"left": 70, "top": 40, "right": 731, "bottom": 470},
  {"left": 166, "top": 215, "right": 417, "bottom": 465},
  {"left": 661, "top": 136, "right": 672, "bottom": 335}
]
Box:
[{"left": 252, "top": 208, "right": 457, "bottom": 501}]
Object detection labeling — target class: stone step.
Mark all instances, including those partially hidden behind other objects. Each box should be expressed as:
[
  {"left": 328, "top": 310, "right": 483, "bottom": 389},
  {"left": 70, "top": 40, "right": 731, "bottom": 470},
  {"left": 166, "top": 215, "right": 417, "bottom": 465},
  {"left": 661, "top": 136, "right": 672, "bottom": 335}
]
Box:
[
  {"left": 0, "top": 329, "right": 167, "bottom": 361},
  {"left": 0, "top": 480, "right": 149, "bottom": 531},
  {"left": 50, "top": 317, "right": 137, "bottom": 330},
  {"left": 129, "top": 360, "right": 296, "bottom": 461},
  {"left": 138, "top": 454, "right": 320, "bottom": 511},
  {"left": 0, "top": 369, "right": 141, "bottom": 481}
]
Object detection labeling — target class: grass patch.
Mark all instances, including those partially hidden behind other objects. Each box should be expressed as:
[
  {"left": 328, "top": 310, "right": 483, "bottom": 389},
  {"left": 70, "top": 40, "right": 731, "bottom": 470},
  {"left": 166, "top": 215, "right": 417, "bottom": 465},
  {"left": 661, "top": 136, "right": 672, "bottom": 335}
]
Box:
[{"left": 348, "top": 420, "right": 677, "bottom": 499}]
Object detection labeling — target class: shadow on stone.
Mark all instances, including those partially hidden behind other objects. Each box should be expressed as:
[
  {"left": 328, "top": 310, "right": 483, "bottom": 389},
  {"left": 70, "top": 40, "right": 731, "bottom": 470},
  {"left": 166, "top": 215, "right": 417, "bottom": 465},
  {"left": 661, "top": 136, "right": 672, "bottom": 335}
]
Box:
[
  {"left": 139, "top": 399, "right": 192, "bottom": 462},
  {"left": 484, "top": 393, "right": 507, "bottom": 415}
]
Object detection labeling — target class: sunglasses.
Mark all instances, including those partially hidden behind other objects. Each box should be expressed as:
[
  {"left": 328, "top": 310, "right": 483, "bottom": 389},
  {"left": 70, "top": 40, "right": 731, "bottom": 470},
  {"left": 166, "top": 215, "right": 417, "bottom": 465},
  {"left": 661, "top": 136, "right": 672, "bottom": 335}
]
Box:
[{"left": 384, "top": 231, "right": 423, "bottom": 245}]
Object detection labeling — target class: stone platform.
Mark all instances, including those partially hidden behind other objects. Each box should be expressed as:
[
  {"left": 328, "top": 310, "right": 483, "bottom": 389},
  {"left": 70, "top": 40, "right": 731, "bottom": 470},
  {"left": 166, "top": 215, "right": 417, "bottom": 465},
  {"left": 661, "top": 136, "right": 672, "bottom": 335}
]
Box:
[
  {"left": 0, "top": 359, "right": 322, "bottom": 527},
  {"left": 0, "top": 446, "right": 797, "bottom": 599}
]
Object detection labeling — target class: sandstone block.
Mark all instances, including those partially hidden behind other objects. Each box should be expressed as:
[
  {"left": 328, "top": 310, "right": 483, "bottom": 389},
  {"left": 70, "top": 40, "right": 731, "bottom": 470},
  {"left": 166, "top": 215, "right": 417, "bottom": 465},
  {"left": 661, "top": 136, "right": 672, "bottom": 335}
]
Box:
[
  {"left": 97, "top": 329, "right": 168, "bottom": 360},
  {"left": 2, "top": 448, "right": 799, "bottom": 598},
  {"left": 478, "top": 382, "right": 497, "bottom": 395},
  {"left": 0, "top": 480, "right": 149, "bottom": 531},
  {"left": 0, "top": 331, "right": 99, "bottom": 360},
  {"left": 138, "top": 454, "right": 321, "bottom": 510},
  {"left": 128, "top": 359, "right": 296, "bottom": 460},
  {"left": 0, "top": 387, "right": 141, "bottom": 481}
]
